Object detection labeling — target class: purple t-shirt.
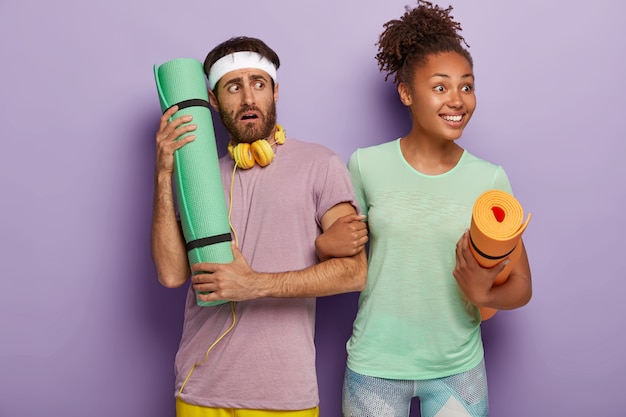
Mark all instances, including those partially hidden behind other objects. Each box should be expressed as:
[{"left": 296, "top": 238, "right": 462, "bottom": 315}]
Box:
[{"left": 174, "top": 138, "right": 357, "bottom": 410}]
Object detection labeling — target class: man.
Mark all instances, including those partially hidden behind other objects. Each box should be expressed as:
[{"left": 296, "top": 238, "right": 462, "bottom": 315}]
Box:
[{"left": 151, "top": 36, "right": 368, "bottom": 417}]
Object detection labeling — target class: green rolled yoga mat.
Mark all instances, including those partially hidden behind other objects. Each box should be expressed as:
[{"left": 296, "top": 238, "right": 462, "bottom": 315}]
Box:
[{"left": 154, "top": 58, "right": 231, "bottom": 307}]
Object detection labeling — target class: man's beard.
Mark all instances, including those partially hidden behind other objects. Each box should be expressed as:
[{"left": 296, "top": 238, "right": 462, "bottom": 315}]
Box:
[{"left": 219, "top": 103, "right": 277, "bottom": 144}]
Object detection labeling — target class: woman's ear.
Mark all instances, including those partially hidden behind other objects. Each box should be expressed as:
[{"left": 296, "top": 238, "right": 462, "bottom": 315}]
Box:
[{"left": 398, "top": 82, "right": 412, "bottom": 107}]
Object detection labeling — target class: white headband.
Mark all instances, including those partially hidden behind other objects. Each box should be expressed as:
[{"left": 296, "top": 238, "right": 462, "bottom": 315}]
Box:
[{"left": 208, "top": 51, "right": 277, "bottom": 90}]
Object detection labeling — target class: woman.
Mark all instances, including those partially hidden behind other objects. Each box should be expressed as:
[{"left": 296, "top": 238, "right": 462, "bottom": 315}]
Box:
[{"left": 321, "top": 2, "right": 532, "bottom": 416}]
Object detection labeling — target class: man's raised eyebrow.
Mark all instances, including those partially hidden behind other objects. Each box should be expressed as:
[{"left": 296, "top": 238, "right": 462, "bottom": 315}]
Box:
[
  {"left": 222, "top": 76, "right": 243, "bottom": 87},
  {"left": 249, "top": 73, "right": 270, "bottom": 82},
  {"left": 223, "top": 73, "right": 270, "bottom": 87}
]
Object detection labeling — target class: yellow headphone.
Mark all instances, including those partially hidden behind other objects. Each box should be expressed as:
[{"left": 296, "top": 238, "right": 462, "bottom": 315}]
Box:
[{"left": 227, "top": 124, "right": 286, "bottom": 169}]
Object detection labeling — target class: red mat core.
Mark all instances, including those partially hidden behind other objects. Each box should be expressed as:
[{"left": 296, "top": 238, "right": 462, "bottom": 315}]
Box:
[{"left": 491, "top": 206, "right": 505, "bottom": 223}]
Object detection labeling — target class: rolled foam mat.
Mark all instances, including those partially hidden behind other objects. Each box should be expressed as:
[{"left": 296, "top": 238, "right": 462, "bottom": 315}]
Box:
[
  {"left": 469, "top": 190, "right": 531, "bottom": 320},
  {"left": 154, "top": 58, "right": 231, "bottom": 306}
]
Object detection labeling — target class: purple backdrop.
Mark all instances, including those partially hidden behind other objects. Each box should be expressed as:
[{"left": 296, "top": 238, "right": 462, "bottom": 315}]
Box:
[{"left": 1, "top": 0, "right": 625, "bottom": 416}]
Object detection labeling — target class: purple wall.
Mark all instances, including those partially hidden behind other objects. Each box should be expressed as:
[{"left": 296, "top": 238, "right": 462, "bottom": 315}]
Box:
[{"left": 1, "top": 0, "right": 625, "bottom": 416}]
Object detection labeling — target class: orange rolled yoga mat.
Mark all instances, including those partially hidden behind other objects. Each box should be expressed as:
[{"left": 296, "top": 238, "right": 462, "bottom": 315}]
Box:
[{"left": 469, "top": 190, "right": 531, "bottom": 320}]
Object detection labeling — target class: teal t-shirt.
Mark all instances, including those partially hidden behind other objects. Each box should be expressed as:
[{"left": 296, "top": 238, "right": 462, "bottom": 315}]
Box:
[{"left": 346, "top": 139, "right": 512, "bottom": 380}]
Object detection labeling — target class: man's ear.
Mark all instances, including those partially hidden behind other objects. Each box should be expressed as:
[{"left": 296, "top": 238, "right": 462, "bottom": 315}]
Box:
[
  {"left": 208, "top": 89, "right": 219, "bottom": 111},
  {"left": 273, "top": 82, "right": 279, "bottom": 103},
  {"left": 398, "top": 82, "right": 411, "bottom": 106}
]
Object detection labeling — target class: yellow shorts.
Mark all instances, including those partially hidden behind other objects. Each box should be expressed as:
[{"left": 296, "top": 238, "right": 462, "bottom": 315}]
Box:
[{"left": 176, "top": 398, "right": 319, "bottom": 417}]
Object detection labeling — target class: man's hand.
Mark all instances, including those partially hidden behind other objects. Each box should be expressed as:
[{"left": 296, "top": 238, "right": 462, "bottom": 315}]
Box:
[
  {"left": 155, "top": 105, "right": 196, "bottom": 177},
  {"left": 191, "top": 243, "right": 266, "bottom": 303}
]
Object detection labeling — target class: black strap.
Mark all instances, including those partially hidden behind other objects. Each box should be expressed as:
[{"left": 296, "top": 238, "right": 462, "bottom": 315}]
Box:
[
  {"left": 469, "top": 233, "right": 516, "bottom": 261},
  {"left": 186, "top": 233, "right": 232, "bottom": 252},
  {"left": 165, "top": 98, "right": 211, "bottom": 114}
]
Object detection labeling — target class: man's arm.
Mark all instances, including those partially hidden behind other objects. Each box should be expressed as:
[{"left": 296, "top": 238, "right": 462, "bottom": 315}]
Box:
[
  {"left": 150, "top": 106, "right": 196, "bottom": 288},
  {"left": 151, "top": 172, "right": 191, "bottom": 288},
  {"left": 191, "top": 202, "right": 367, "bottom": 302}
]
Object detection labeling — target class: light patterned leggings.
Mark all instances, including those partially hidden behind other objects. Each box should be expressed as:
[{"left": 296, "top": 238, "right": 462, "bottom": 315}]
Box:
[{"left": 342, "top": 360, "right": 488, "bottom": 417}]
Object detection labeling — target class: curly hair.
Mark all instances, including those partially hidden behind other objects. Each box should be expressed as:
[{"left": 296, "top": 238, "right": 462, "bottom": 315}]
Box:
[
  {"left": 203, "top": 36, "right": 280, "bottom": 89},
  {"left": 376, "top": 0, "right": 472, "bottom": 85}
]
